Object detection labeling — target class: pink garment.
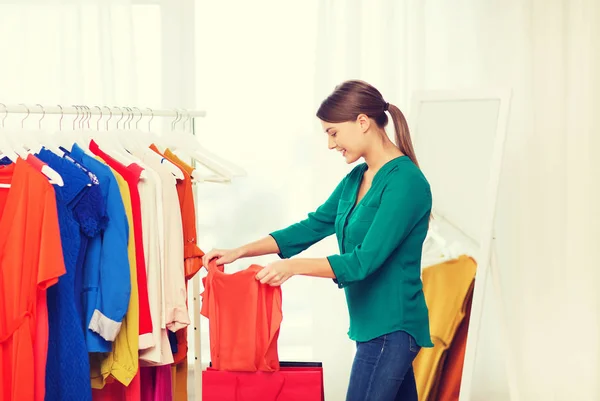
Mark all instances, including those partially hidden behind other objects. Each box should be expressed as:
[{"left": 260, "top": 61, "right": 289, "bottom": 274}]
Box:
[{"left": 141, "top": 366, "right": 173, "bottom": 401}]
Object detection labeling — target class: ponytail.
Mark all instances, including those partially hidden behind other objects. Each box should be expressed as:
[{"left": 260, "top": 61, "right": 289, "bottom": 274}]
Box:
[
  {"left": 316, "top": 80, "right": 420, "bottom": 168},
  {"left": 387, "top": 103, "right": 419, "bottom": 167}
]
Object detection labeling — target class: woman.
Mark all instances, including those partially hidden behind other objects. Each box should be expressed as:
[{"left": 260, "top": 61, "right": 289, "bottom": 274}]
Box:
[{"left": 202, "top": 80, "right": 433, "bottom": 401}]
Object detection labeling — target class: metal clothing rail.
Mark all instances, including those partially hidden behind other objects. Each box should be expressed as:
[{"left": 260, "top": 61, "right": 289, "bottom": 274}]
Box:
[
  {"left": 1, "top": 101, "right": 208, "bottom": 400},
  {"left": 0, "top": 103, "right": 207, "bottom": 118}
]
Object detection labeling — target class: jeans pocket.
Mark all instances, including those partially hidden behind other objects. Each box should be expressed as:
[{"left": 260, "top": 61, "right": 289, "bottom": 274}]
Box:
[{"left": 409, "top": 335, "right": 420, "bottom": 353}]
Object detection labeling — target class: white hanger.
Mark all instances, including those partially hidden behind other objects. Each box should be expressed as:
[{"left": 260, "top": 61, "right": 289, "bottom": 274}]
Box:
[
  {"left": 91, "top": 106, "right": 148, "bottom": 179},
  {"left": 115, "top": 107, "right": 184, "bottom": 180},
  {"left": 14, "top": 104, "right": 48, "bottom": 155},
  {"left": 51, "top": 105, "right": 91, "bottom": 154},
  {"left": 0, "top": 106, "right": 21, "bottom": 165},
  {"left": 127, "top": 109, "right": 227, "bottom": 183},
  {"left": 0, "top": 104, "right": 63, "bottom": 187},
  {"left": 155, "top": 109, "right": 245, "bottom": 182},
  {"left": 421, "top": 221, "right": 461, "bottom": 267},
  {"left": 0, "top": 132, "right": 18, "bottom": 189}
]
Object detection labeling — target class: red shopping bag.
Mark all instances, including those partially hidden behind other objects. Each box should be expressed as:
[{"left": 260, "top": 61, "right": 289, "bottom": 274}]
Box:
[{"left": 202, "top": 363, "right": 324, "bottom": 401}]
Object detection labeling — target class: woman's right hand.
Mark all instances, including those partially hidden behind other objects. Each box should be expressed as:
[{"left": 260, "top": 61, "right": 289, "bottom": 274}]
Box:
[{"left": 202, "top": 247, "right": 244, "bottom": 269}]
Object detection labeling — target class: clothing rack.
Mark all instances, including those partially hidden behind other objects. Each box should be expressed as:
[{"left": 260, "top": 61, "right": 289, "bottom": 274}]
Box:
[
  {"left": 0, "top": 104, "right": 207, "bottom": 118},
  {"left": 1, "top": 101, "right": 207, "bottom": 400}
]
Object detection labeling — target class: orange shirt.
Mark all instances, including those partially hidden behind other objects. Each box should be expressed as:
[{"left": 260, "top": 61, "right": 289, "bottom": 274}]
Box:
[
  {"left": 162, "top": 149, "right": 204, "bottom": 279},
  {"left": 160, "top": 149, "right": 205, "bottom": 364},
  {"left": 201, "top": 261, "right": 282, "bottom": 372},
  {"left": 0, "top": 159, "right": 66, "bottom": 401},
  {"left": 150, "top": 146, "right": 204, "bottom": 279}
]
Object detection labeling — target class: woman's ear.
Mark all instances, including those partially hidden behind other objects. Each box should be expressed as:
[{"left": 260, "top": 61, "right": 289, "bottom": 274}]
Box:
[{"left": 356, "top": 114, "right": 371, "bottom": 133}]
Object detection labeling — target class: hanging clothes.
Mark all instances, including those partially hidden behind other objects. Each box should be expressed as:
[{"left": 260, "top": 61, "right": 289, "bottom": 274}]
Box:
[
  {"left": 201, "top": 262, "right": 282, "bottom": 372},
  {"left": 136, "top": 147, "right": 190, "bottom": 335},
  {"left": 412, "top": 255, "right": 477, "bottom": 401},
  {"left": 140, "top": 366, "right": 173, "bottom": 401},
  {"left": 134, "top": 148, "right": 180, "bottom": 366},
  {"left": 90, "top": 163, "right": 140, "bottom": 390},
  {"left": 36, "top": 149, "right": 107, "bottom": 401},
  {"left": 0, "top": 158, "right": 66, "bottom": 401},
  {"left": 435, "top": 289, "right": 473, "bottom": 401},
  {"left": 89, "top": 140, "right": 154, "bottom": 347},
  {"left": 160, "top": 148, "right": 205, "bottom": 401},
  {"left": 0, "top": 129, "right": 213, "bottom": 401},
  {"left": 162, "top": 148, "right": 204, "bottom": 282},
  {"left": 68, "top": 144, "right": 131, "bottom": 353}
]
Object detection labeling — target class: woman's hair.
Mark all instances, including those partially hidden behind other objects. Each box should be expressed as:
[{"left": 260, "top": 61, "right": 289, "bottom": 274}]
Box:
[{"left": 316, "top": 80, "right": 419, "bottom": 167}]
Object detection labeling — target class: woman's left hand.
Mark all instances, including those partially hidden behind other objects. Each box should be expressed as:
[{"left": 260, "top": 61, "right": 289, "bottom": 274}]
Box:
[{"left": 255, "top": 260, "right": 295, "bottom": 286}]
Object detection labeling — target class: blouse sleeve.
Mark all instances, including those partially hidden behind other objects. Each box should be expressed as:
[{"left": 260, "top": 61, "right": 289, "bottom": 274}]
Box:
[
  {"left": 87, "top": 177, "right": 131, "bottom": 342},
  {"left": 73, "top": 184, "right": 109, "bottom": 238},
  {"left": 269, "top": 175, "right": 347, "bottom": 259}
]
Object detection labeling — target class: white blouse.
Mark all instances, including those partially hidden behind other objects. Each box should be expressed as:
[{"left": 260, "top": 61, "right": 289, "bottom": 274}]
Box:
[{"left": 135, "top": 148, "right": 189, "bottom": 365}]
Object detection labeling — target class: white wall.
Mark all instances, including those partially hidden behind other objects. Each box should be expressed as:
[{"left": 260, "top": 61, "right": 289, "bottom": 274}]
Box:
[{"left": 193, "top": 1, "right": 600, "bottom": 400}]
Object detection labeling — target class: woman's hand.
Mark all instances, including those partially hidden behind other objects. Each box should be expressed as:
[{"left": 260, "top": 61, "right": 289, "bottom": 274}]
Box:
[
  {"left": 255, "top": 260, "right": 295, "bottom": 286},
  {"left": 202, "top": 247, "right": 244, "bottom": 268}
]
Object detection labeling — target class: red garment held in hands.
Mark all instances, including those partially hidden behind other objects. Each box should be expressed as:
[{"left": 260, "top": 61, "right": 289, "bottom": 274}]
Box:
[{"left": 201, "top": 261, "right": 282, "bottom": 372}]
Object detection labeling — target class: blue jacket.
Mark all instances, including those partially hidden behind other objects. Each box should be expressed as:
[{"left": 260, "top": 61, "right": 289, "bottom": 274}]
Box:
[{"left": 70, "top": 144, "right": 131, "bottom": 352}]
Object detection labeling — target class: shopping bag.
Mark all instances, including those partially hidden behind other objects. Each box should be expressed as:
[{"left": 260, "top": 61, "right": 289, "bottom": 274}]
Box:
[{"left": 202, "top": 362, "right": 324, "bottom": 401}]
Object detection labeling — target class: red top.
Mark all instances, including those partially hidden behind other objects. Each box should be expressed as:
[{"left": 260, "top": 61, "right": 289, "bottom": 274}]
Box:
[
  {"left": 0, "top": 159, "right": 66, "bottom": 401},
  {"left": 201, "top": 261, "right": 282, "bottom": 372},
  {"left": 89, "top": 141, "right": 153, "bottom": 337}
]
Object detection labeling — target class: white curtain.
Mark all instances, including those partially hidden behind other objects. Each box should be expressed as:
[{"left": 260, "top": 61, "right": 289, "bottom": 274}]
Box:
[
  {"left": 0, "top": 1, "right": 143, "bottom": 107},
  {"left": 313, "top": 1, "right": 600, "bottom": 400}
]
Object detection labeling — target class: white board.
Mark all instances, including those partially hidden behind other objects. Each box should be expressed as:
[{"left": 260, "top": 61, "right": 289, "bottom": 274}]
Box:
[{"left": 408, "top": 89, "right": 515, "bottom": 401}]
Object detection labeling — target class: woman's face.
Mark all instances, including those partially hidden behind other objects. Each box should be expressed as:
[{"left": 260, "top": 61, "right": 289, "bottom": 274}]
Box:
[{"left": 321, "top": 117, "right": 369, "bottom": 164}]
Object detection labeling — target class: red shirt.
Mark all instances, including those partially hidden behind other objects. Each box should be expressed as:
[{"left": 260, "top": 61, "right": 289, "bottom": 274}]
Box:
[
  {"left": 201, "top": 261, "right": 282, "bottom": 372},
  {"left": 89, "top": 141, "right": 153, "bottom": 338}
]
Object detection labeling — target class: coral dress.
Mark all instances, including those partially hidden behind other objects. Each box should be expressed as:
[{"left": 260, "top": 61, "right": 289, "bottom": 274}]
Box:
[{"left": 0, "top": 158, "right": 66, "bottom": 401}]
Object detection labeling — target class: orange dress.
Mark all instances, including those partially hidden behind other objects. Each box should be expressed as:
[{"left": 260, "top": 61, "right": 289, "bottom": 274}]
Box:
[{"left": 0, "top": 159, "right": 66, "bottom": 401}]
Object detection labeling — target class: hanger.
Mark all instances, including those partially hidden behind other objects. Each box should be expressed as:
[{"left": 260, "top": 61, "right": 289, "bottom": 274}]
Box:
[
  {"left": 92, "top": 106, "right": 148, "bottom": 179},
  {"left": 53, "top": 105, "right": 89, "bottom": 153},
  {"left": 0, "top": 104, "right": 64, "bottom": 187},
  {"left": 421, "top": 221, "right": 461, "bottom": 267},
  {"left": 8, "top": 103, "right": 36, "bottom": 157},
  {"left": 182, "top": 109, "right": 246, "bottom": 180},
  {"left": 117, "top": 108, "right": 185, "bottom": 180},
  {"left": 173, "top": 109, "right": 243, "bottom": 180},
  {"left": 45, "top": 104, "right": 69, "bottom": 155},
  {"left": 156, "top": 108, "right": 244, "bottom": 183},
  {"left": 0, "top": 103, "right": 21, "bottom": 165},
  {"left": 19, "top": 104, "right": 63, "bottom": 156}
]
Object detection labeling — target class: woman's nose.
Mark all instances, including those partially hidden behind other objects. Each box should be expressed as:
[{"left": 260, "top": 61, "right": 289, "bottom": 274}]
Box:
[{"left": 328, "top": 136, "right": 337, "bottom": 149}]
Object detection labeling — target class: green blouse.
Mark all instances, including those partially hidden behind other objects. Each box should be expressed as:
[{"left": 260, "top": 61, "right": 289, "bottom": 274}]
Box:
[{"left": 270, "top": 156, "right": 433, "bottom": 347}]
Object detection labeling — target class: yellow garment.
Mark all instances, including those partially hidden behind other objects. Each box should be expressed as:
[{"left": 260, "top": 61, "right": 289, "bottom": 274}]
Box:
[
  {"left": 171, "top": 357, "right": 189, "bottom": 401},
  {"left": 413, "top": 255, "right": 476, "bottom": 401},
  {"left": 90, "top": 166, "right": 140, "bottom": 389}
]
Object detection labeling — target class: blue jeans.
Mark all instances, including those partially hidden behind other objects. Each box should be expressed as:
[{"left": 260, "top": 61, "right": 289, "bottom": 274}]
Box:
[{"left": 346, "top": 330, "right": 421, "bottom": 401}]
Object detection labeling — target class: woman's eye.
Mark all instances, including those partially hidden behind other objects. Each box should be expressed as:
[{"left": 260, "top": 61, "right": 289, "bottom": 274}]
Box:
[{"left": 332, "top": 133, "right": 337, "bottom": 137}]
